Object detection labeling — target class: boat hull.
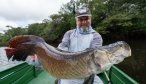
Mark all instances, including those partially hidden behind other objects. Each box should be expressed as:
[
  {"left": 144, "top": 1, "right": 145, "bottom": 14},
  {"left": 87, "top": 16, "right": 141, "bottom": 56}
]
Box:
[{"left": 0, "top": 62, "right": 138, "bottom": 84}]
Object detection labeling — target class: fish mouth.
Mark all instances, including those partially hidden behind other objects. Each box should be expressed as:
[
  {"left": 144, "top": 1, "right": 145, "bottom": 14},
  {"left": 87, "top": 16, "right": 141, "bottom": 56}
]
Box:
[
  {"left": 118, "top": 41, "right": 131, "bottom": 50},
  {"left": 118, "top": 41, "right": 131, "bottom": 56}
]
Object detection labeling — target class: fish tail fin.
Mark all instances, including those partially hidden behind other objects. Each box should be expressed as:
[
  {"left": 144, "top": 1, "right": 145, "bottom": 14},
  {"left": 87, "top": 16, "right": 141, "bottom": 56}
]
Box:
[{"left": 7, "top": 35, "right": 44, "bottom": 61}]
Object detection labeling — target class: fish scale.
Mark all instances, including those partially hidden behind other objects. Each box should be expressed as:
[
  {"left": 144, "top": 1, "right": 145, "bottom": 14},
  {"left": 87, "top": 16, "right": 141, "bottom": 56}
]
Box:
[{"left": 35, "top": 47, "right": 94, "bottom": 79}]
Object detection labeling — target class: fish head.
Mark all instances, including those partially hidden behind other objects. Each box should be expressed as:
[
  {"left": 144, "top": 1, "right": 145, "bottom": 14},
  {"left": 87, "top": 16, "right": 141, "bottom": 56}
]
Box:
[
  {"left": 91, "top": 41, "right": 131, "bottom": 73},
  {"left": 107, "top": 41, "right": 131, "bottom": 64}
]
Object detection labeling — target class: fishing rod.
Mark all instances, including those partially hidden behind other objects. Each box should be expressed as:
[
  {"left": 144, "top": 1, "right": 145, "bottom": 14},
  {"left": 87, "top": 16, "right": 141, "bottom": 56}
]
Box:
[
  {"left": 70, "top": 0, "right": 92, "bottom": 13},
  {"left": 70, "top": 0, "right": 76, "bottom": 14}
]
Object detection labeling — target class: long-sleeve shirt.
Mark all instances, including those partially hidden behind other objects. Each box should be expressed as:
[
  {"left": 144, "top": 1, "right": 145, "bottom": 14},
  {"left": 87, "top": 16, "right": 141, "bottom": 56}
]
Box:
[
  {"left": 58, "top": 26, "right": 103, "bottom": 52},
  {"left": 57, "top": 26, "right": 103, "bottom": 84}
]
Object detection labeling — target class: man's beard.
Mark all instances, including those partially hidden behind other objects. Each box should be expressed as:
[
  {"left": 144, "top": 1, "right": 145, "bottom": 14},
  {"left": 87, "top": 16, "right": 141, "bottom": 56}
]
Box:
[
  {"left": 79, "top": 26, "right": 89, "bottom": 32},
  {"left": 80, "top": 27, "right": 89, "bottom": 32}
]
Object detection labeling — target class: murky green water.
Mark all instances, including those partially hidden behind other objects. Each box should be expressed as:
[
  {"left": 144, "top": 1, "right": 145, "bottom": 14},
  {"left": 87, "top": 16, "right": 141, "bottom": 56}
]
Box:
[
  {"left": 104, "top": 39, "right": 146, "bottom": 83},
  {"left": 121, "top": 40, "right": 146, "bottom": 83}
]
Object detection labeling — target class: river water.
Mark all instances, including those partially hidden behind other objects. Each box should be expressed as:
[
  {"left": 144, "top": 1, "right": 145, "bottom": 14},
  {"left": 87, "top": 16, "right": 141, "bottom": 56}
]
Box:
[
  {"left": 0, "top": 47, "right": 20, "bottom": 68},
  {"left": 0, "top": 40, "right": 146, "bottom": 83},
  {"left": 0, "top": 47, "right": 9, "bottom": 66},
  {"left": 116, "top": 39, "right": 146, "bottom": 83},
  {"left": 103, "top": 39, "right": 146, "bottom": 83}
]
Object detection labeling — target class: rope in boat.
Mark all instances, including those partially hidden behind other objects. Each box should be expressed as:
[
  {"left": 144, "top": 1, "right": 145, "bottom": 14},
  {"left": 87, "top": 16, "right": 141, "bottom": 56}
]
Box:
[{"left": 104, "top": 71, "right": 111, "bottom": 84}]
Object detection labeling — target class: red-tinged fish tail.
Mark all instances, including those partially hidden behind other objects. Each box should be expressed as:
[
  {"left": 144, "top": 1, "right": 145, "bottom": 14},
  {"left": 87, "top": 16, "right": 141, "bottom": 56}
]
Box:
[
  {"left": 7, "top": 35, "right": 43, "bottom": 61},
  {"left": 8, "top": 35, "right": 30, "bottom": 48}
]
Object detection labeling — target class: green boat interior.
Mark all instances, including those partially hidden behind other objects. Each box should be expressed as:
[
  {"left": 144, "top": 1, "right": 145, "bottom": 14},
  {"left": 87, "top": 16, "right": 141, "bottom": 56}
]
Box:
[{"left": 0, "top": 62, "right": 138, "bottom": 84}]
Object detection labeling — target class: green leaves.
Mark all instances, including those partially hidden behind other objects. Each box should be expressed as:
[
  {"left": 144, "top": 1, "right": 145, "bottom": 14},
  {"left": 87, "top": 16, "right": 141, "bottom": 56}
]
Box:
[{"left": 1, "top": 0, "right": 146, "bottom": 46}]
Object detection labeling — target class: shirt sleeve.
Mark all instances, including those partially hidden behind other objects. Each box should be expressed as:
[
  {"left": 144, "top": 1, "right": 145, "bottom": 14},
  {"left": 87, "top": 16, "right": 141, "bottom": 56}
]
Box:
[
  {"left": 90, "top": 32, "right": 103, "bottom": 49},
  {"left": 57, "top": 30, "right": 72, "bottom": 51}
]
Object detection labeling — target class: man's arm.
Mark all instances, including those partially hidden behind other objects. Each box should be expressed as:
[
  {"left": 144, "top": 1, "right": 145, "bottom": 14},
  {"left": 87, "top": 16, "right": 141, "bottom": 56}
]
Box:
[
  {"left": 90, "top": 32, "right": 103, "bottom": 49},
  {"left": 57, "top": 30, "right": 73, "bottom": 51}
]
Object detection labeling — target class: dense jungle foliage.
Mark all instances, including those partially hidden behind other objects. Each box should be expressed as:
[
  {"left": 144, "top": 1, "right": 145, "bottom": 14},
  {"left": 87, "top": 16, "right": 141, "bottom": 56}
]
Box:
[{"left": 0, "top": 0, "right": 146, "bottom": 46}]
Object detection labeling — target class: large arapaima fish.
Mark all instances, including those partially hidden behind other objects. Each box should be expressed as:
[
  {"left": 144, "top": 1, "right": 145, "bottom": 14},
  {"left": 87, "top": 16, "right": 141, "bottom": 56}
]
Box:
[{"left": 6, "top": 35, "right": 131, "bottom": 79}]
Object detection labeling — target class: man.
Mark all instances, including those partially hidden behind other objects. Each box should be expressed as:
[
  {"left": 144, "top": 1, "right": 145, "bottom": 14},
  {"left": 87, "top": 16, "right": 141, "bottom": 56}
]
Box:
[{"left": 57, "top": 5, "right": 103, "bottom": 84}]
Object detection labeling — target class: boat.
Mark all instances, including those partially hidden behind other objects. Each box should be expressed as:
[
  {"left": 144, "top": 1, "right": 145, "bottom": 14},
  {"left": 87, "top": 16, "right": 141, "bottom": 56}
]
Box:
[{"left": 0, "top": 62, "right": 138, "bottom": 84}]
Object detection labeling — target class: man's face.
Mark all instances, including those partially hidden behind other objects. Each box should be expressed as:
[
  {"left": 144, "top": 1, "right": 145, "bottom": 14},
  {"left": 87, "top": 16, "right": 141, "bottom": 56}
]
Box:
[{"left": 76, "top": 16, "right": 91, "bottom": 29}]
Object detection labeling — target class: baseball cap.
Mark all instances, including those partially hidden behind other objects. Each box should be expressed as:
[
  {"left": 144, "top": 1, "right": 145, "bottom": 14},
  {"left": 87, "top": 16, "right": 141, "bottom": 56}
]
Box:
[{"left": 75, "top": 6, "right": 91, "bottom": 17}]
